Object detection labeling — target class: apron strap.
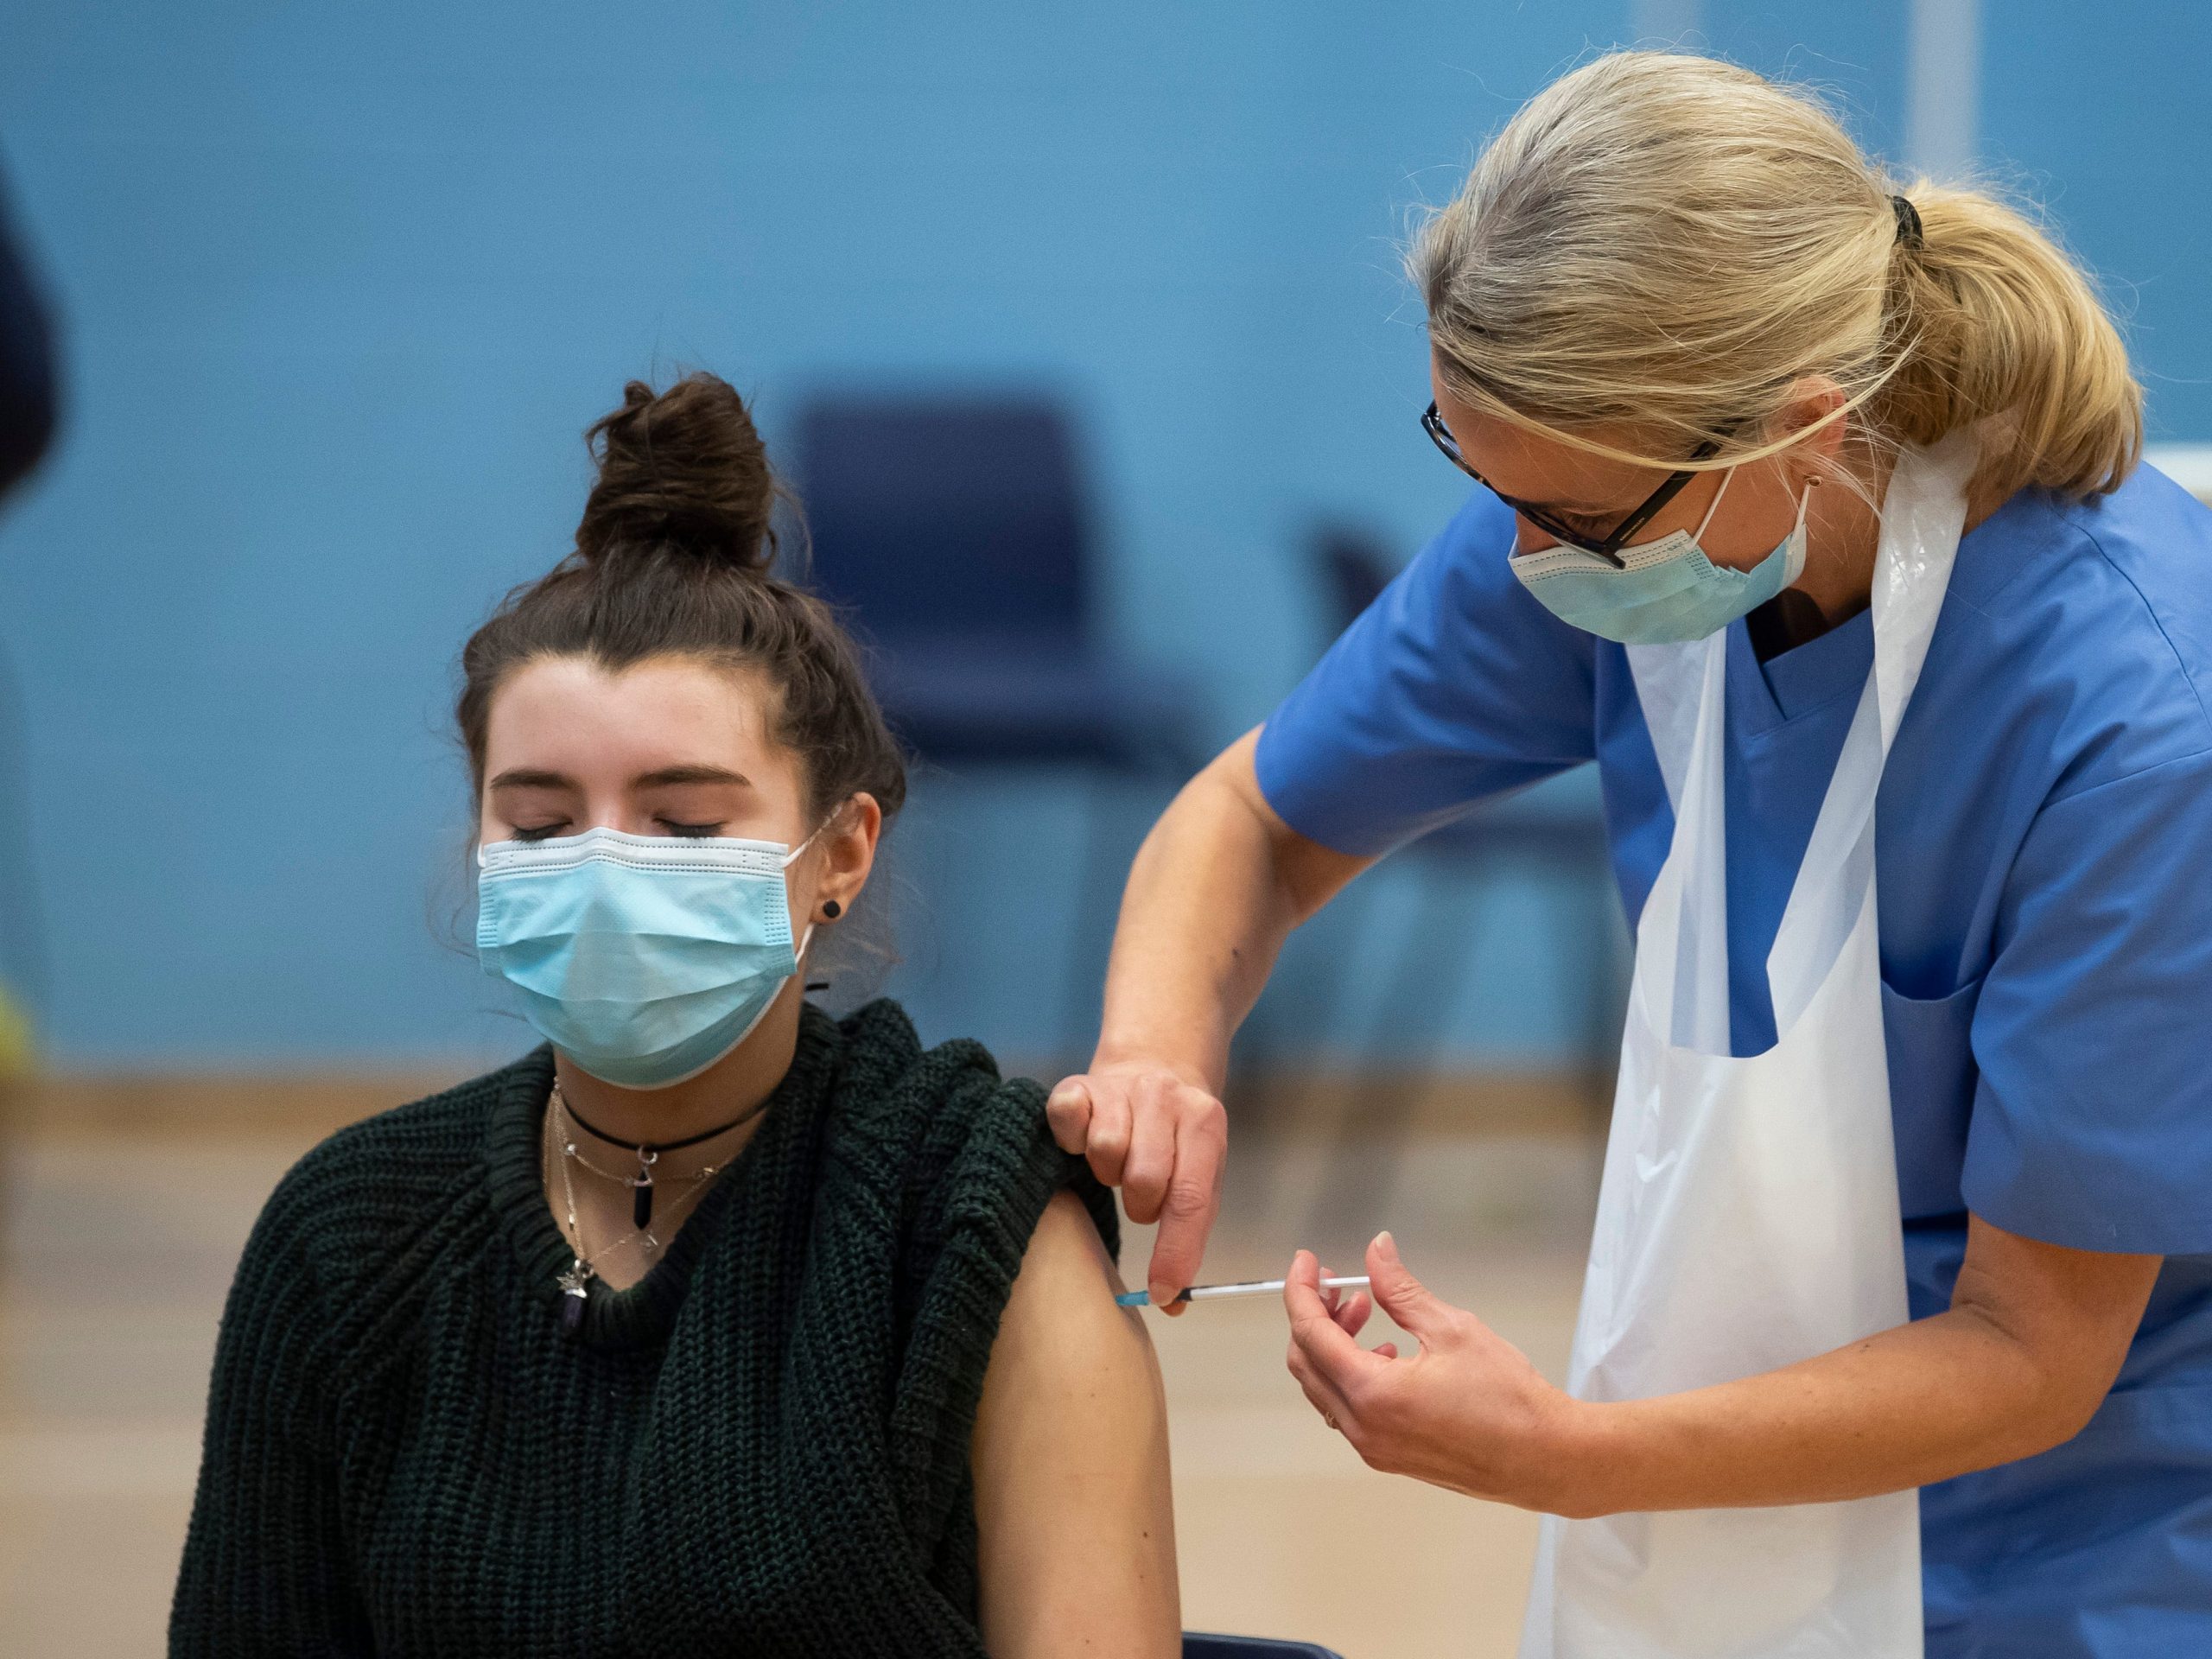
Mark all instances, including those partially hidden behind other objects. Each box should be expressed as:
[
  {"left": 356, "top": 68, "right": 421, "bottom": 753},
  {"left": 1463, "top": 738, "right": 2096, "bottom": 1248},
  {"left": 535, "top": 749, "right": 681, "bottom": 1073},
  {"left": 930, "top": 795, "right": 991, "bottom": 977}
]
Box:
[
  {"left": 1628, "top": 631, "right": 1734, "bottom": 1052},
  {"left": 1766, "top": 432, "right": 1974, "bottom": 1031},
  {"left": 1629, "top": 432, "right": 1977, "bottom": 1050}
]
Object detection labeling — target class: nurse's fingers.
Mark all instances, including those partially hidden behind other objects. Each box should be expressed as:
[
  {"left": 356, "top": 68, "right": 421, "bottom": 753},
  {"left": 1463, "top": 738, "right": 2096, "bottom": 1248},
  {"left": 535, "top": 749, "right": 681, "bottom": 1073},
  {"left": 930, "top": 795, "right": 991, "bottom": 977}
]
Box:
[
  {"left": 1332, "top": 1290, "right": 1375, "bottom": 1338},
  {"left": 1045, "top": 1076, "right": 1092, "bottom": 1155},
  {"left": 1145, "top": 1094, "right": 1225, "bottom": 1315},
  {"left": 1077, "top": 1079, "right": 1134, "bottom": 1188},
  {"left": 1286, "top": 1256, "right": 1382, "bottom": 1443},
  {"left": 1316, "top": 1264, "right": 1373, "bottom": 1337},
  {"left": 1365, "top": 1230, "right": 1457, "bottom": 1346},
  {"left": 1286, "top": 1331, "right": 1356, "bottom": 1435},
  {"left": 1119, "top": 1072, "right": 1181, "bottom": 1225},
  {"left": 1284, "top": 1249, "right": 1388, "bottom": 1396}
]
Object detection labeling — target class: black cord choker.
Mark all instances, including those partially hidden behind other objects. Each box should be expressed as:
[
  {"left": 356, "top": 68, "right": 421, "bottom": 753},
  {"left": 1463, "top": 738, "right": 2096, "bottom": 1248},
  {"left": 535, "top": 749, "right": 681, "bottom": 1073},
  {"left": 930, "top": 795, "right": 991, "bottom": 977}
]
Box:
[{"left": 554, "top": 1085, "right": 772, "bottom": 1227}]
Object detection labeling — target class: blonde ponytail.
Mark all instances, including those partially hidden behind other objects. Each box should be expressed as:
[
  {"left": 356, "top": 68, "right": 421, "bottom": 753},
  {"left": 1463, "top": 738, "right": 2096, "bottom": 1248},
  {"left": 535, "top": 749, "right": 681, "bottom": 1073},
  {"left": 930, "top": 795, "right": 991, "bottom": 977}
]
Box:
[
  {"left": 1874, "top": 186, "right": 2140, "bottom": 499},
  {"left": 1414, "top": 52, "right": 2143, "bottom": 505}
]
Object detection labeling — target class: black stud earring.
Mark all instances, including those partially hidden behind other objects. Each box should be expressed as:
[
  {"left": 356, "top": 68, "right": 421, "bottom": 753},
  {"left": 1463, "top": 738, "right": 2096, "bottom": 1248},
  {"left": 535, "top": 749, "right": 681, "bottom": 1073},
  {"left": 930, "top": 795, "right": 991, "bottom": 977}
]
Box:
[{"left": 821, "top": 899, "right": 842, "bottom": 920}]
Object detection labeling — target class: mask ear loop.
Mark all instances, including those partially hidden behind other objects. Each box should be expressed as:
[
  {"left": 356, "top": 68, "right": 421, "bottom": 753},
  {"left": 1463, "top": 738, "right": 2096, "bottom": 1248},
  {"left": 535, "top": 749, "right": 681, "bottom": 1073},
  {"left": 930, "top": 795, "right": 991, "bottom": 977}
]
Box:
[
  {"left": 1781, "top": 474, "right": 1817, "bottom": 583},
  {"left": 779, "top": 814, "right": 832, "bottom": 984},
  {"left": 1691, "top": 465, "right": 1737, "bottom": 543},
  {"left": 1688, "top": 465, "right": 1816, "bottom": 584},
  {"left": 777, "top": 792, "right": 859, "bottom": 868}
]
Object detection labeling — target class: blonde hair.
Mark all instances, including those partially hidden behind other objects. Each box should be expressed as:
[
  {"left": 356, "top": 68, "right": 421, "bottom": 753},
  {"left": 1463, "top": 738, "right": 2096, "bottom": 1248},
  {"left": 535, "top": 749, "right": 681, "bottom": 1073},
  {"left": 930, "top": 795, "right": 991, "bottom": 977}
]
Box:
[{"left": 1414, "top": 51, "right": 2142, "bottom": 504}]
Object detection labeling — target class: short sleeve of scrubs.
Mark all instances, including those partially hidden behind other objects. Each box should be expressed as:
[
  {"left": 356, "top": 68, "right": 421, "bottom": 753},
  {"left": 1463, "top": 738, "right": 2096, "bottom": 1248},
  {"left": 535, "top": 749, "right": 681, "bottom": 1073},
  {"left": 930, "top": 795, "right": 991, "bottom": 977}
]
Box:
[
  {"left": 1965, "top": 747, "right": 2212, "bottom": 1255},
  {"left": 1255, "top": 489, "right": 1599, "bottom": 854}
]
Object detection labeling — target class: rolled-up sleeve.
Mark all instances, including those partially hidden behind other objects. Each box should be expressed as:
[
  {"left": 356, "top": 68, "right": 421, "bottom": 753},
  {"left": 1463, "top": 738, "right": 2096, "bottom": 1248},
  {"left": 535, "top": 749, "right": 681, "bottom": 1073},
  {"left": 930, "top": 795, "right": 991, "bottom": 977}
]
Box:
[
  {"left": 1254, "top": 489, "right": 1599, "bottom": 855},
  {"left": 1963, "top": 747, "right": 2212, "bottom": 1254}
]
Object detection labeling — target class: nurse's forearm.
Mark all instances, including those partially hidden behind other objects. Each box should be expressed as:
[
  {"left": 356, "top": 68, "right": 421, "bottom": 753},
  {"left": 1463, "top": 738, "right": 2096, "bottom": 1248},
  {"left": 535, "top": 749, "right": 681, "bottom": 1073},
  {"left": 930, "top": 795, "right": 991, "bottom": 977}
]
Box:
[
  {"left": 1564, "top": 1220, "right": 2160, "bottom": 1514},
  {"left": 1572, "top": 1310, "right": 2081, "bottom": 1510},
  {"left": 1091, "top": 729, "right": 1368, "bottom": 1089}
]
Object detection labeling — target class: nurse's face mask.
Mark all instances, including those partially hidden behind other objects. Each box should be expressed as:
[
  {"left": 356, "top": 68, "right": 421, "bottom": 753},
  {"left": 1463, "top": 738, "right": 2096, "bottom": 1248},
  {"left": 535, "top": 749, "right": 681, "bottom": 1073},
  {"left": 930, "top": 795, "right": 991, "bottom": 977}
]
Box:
[
  {"left": 477, "top": 824, "right": 820, "bottom": 1090},
  {"left": 1421, "top": 400, "right": 1811, "bottom": 645},
  {"left": 1508, "top": 466, "right": 1812, "bottom": 645}
]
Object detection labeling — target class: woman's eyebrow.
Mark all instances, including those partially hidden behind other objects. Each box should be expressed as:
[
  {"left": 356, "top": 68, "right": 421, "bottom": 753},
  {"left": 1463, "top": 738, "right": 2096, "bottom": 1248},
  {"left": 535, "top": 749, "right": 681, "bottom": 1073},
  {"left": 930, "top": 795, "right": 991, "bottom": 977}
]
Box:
[
  {"left": 488, "top": 767, "right": 575, "bottom": 791},
  {"left": 634, "top": 765, "right": 752, "bottom": 789}
]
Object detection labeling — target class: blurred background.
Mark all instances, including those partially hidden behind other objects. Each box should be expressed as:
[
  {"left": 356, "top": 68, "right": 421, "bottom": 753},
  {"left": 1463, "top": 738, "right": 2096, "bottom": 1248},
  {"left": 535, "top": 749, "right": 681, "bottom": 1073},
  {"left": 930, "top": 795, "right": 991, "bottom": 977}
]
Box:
[{"left": 0, "top": 2, "right": 2206, "bottom": 1653}]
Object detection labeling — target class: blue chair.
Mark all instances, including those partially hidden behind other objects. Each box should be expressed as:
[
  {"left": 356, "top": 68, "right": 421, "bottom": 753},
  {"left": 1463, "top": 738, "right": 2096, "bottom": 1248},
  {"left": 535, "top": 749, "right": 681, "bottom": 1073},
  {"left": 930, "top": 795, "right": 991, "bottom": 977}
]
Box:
[
  {"left": 795, "top": 397, "right": 1198, "bottom": 774},
  {"left": 795, "top": 397, "right": 1205, "bottom": 1058},
  {"left": 1184, "top": 1636, "right": 1345, "bottom": 1658}
]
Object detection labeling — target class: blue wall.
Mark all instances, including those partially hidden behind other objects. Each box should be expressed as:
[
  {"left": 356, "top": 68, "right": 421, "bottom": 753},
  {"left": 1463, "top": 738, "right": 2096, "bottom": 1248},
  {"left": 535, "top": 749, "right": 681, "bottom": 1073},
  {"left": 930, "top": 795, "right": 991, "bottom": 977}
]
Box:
[{"left": 0, "top": 3, "right": 2204, "bottom": 1069}]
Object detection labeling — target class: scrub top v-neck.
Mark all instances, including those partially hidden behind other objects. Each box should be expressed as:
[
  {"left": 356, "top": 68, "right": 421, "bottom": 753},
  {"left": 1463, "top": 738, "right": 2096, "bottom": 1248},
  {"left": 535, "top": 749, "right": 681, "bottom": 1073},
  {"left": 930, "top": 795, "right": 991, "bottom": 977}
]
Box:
[{"left": 1254, "top": 463, "right": 2212, "bottom": 1657}]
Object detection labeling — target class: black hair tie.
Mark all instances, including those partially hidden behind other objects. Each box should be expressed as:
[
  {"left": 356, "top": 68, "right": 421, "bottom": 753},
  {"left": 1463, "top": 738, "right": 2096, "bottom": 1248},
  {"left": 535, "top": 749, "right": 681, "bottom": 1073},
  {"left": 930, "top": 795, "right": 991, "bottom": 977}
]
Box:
[{"left": 1891, "top": 194, "right": 1925, "bottom": 251}]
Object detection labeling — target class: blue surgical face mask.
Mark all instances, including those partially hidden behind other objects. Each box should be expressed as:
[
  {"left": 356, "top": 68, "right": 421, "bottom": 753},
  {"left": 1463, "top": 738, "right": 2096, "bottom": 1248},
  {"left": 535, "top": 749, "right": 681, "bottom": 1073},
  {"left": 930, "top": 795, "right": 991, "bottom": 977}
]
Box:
[
  {"left": 477, "top": 825, "right": 817, "bottom": 1090},
  {"left": 1508, "top": 470, "right": 1811, "bottom": 645}
]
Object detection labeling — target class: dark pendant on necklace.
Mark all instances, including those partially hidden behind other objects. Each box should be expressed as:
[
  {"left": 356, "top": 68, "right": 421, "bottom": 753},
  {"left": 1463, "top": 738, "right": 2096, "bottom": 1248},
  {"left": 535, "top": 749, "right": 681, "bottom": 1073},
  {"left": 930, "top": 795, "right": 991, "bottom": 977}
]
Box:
[
  {"left": 557, "top": 1263, "right": 590, "bottom": 1335},
  {"left": 632, "top": 1167, "right": 654, "bottom": 1230}
]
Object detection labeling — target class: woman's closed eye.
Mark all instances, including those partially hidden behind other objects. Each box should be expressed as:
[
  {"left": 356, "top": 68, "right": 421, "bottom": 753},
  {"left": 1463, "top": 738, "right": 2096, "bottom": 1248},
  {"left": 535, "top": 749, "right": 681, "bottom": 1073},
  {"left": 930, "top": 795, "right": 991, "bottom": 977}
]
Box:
[{"left": 507, "top": 817, "right": 726, "bottom": 841}]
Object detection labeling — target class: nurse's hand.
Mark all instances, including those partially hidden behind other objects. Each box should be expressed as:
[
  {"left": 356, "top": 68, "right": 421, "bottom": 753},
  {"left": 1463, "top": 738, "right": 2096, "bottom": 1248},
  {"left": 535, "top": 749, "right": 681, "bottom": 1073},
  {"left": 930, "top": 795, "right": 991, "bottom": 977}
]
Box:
[
  {"left": 1284, "top": 1234, "right": 1587, "bottom": 1514},
  {"left": 1047, "top": 1060, "right": 1226, "bottom": 1315}
]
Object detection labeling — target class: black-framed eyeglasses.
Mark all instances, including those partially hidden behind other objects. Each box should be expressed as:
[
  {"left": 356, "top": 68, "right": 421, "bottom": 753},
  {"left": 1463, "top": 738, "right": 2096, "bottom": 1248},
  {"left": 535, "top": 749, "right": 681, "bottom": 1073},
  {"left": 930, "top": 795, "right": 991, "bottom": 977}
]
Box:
[{"left": 1422, "top": 401, "right": 1719, "bottom": 569}]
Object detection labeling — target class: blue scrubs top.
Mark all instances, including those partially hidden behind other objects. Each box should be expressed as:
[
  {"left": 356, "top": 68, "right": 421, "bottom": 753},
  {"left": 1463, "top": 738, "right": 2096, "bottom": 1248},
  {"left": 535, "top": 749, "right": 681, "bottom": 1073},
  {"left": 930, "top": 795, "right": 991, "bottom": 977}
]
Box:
[{"left": 1255, "top": 464, "right": 2212, "bottom": 1656}]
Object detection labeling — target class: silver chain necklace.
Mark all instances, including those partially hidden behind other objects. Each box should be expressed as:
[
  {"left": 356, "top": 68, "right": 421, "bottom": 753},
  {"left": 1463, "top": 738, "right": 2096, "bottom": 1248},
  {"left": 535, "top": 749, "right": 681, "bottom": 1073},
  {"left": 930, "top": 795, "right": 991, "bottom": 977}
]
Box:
[{"left": 543, "top": 1084, "right": 734, "bottom": 1334}]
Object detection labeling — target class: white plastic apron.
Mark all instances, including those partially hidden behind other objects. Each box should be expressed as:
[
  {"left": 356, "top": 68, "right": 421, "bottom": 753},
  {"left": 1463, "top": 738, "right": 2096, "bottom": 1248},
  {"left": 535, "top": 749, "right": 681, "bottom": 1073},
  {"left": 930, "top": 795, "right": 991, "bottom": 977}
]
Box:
[{"left": 1518, "top": 435, "right": 1976, "bottom": 1659}]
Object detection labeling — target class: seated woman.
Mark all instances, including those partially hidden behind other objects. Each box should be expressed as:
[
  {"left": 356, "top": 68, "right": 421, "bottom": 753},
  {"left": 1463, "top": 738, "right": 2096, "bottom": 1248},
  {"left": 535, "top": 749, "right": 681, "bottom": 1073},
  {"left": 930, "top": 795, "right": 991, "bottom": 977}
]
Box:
[{"left": 170, "top": 374, "right": 1179, "bottom": 1657}]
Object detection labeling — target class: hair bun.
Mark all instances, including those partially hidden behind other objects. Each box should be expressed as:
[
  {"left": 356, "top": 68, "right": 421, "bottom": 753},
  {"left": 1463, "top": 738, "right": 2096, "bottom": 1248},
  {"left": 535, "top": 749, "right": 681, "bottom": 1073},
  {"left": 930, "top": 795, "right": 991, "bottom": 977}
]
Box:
[{"left": 575, "top": 373, "right": 777, "bottom": 572}]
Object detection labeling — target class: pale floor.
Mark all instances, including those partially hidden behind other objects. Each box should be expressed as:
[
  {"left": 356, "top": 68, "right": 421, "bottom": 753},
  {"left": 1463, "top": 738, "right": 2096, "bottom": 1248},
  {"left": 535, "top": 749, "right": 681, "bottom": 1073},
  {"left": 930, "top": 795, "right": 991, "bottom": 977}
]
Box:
[{"left": 0, "top": 1117, "right": 1599, "bottom": 1657}]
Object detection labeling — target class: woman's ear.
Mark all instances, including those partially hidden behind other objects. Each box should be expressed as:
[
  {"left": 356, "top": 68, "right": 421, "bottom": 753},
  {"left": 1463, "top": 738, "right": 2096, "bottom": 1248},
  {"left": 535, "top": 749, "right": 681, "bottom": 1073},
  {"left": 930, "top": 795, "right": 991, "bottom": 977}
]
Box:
[
  {"left": 812, "top": 792, "right": 882, "bottom": 922},
  {"left": 1775, "top": 376, "right": 1851, "bottom": 480}
]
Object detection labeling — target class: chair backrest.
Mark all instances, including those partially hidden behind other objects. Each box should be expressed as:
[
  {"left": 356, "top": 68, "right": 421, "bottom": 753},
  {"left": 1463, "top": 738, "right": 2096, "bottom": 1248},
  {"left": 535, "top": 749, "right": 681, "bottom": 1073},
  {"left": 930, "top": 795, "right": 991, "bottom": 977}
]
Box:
[
  {"left": 795, "top": 397, "right": 1092, "bottom": 653},
  {"left": 1182, "top": 1635, "right": 1345, "bottom": 1659},
  {"left": 1312, "top": 521, "right": 1397, "bottom": 636}
]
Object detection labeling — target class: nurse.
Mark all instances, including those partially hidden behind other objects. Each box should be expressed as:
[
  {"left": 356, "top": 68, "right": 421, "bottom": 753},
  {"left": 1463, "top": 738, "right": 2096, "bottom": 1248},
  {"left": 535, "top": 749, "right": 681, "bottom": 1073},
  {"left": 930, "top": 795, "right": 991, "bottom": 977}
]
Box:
[{"left": 1048, "top": 51, "right": 2212, "bottom": 1657}]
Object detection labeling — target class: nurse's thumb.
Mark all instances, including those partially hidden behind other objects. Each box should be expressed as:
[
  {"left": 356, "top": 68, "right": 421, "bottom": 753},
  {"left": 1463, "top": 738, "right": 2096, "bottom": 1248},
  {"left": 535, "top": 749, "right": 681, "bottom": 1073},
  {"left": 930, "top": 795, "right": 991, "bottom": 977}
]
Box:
[{"left": 1366, "top": 1231, "right": 1449, "bottom": 1341}]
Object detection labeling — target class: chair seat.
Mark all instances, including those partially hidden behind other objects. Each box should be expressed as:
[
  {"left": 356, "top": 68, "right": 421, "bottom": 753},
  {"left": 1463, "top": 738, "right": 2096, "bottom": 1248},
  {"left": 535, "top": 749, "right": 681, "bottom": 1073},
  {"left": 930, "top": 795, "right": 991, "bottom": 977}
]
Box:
[{"left": 1182, "top": 1634, "right": 1346, "bottom": 1658}]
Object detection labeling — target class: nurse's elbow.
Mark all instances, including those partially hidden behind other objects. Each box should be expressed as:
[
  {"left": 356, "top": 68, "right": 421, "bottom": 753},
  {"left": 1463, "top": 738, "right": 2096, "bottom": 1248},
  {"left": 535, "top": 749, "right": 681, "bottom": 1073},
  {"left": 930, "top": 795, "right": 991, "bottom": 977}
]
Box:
[
  {"left": 2036, "top": 1356, "right": 2124, "bottom": 1449},
  {"left": 1953, "top": 1308, "right": 2115, "bottom": 1464},
  {"left": 1948, "top": 1221, "right": 2158, "bottom": 1465}
]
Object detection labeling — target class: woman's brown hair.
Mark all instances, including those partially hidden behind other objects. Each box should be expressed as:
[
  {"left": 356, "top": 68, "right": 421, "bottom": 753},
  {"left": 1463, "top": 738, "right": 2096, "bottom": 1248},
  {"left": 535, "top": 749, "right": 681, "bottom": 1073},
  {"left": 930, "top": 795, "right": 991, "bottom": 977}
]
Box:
[{"left": 456, "top": 372, "right": 908, "bottom": 835}]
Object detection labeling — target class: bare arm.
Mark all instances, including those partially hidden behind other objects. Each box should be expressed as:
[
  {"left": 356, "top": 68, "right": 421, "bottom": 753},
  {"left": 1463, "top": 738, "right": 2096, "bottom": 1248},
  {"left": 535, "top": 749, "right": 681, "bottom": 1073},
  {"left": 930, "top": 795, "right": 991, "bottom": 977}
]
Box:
[
  {"left": 971, "top": 1191, "right": 1179, "bottom": 1657},
  {"left": 1047, "top": 730, "right": 1371, "bottom": 1305},
  {"left": 1575, "top": 1216, "right": 2161, "bottom": 1510},
  {"left": 1286, "top": 1217, "right": 2161, "bottom": 1516}
]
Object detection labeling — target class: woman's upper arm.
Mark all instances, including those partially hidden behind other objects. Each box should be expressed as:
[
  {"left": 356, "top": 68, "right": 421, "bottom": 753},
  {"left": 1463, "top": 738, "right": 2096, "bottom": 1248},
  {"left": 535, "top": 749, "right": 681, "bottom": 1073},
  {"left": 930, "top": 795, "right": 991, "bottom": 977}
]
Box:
[{"left": 971, "top": 1189, "right": 1179, "bottom": 1659}]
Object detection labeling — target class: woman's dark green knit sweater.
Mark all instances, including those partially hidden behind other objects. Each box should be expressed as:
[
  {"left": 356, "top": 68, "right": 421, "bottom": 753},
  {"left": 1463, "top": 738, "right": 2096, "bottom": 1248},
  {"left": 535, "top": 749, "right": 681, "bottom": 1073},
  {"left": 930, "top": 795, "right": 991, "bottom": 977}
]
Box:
[{"left": 169, "top": 1000, "right": 1117, "bottom": 1657}]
